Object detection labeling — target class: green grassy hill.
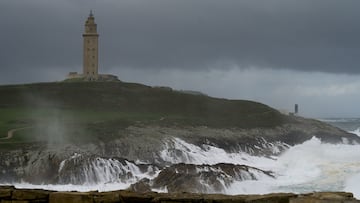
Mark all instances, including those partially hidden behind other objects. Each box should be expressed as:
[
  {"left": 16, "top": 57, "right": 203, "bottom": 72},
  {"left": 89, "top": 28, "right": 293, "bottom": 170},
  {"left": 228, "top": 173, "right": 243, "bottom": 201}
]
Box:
[{"left": 0, "top": 81, "right": 286, "bottom": 146}]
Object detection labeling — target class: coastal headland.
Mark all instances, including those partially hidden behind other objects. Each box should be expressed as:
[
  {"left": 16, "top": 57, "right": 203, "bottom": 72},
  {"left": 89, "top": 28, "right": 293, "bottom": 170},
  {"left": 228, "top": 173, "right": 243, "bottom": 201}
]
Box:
[{"left": 0, "top": 81, "right": 359, "bottom": 195}]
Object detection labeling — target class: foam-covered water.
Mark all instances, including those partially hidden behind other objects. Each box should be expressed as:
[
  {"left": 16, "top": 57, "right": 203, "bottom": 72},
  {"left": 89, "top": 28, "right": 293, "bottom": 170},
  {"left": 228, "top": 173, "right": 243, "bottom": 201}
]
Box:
[
  {"left": 319, "top": 117, "right": 360, "bottom": 135},
  {"left": 256, "top": 138, "right": 360, "bottom": 196},
  {"left": 159, "top": 137, "right": 360, "bottom": 196}
]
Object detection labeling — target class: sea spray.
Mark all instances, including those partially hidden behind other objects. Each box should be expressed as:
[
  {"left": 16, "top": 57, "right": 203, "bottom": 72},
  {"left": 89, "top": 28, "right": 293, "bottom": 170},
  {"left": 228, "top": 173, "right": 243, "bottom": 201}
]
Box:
[
  {"left": 350, "top": 128, "right": 360, "bottom": 137},
  {"left": 58, "top": 155, "right": 159, "bottom": 185},
  {"left": 241, "top": 137, "right": 360, "bottom": 196},
  {"left": 159, "top": 137, "right": 281, "bottom": 167},
  {"left": 144, "top": 137, "right": 360, "bottom": 196}
]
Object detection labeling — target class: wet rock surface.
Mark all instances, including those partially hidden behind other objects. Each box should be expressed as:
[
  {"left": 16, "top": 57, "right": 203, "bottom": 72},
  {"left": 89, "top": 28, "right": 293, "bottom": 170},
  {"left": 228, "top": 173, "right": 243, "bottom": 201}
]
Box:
[
  {"left": 0, "top": 186, "right": 359, "bottom": 203},
  {"left": 150, "top": 163, "right": 273, "bottom": 193}
]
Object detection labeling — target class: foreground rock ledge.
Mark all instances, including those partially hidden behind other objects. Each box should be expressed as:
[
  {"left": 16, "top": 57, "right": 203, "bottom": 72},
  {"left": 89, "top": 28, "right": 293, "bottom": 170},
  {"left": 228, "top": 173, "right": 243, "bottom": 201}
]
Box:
[{"left": 0, "top": 186, "right": 359, "bottom": 203}]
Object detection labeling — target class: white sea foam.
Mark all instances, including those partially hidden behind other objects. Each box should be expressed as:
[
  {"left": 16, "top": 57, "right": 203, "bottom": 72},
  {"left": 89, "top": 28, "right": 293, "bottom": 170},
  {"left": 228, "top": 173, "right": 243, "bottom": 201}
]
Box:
[
  {"left": 58, "top": 153, "right": 81, "bottom": 173},
  {"left": 160, "top": 137, "right": 360, "bottom": 197},
  {"left": 350, "top": 128, "right": 360, "bottom": 137},
  {"left": 12, "top": 182, "right": 131, "bottom": 192},
  {"left": 344, "top": 173, "right": 360, "bottom": 198},
  {"left": 58, "top": 157, "right": 160, "bottom": 185},
  {"left": 159, "top": 137, "right": 276, "bottom": 167},
  {"left": 236, "top": 137, "right": 360, "bottom": 197}
]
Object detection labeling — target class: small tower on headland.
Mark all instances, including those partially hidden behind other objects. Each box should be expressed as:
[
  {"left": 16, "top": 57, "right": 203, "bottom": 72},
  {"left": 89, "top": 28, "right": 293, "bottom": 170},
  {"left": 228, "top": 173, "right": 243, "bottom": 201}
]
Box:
[
  {"left": 83, "top": 10, "right": 99, "bottom": 80},
  {"left": 295, "top": 104, "right": 299, "bottom": 115}
]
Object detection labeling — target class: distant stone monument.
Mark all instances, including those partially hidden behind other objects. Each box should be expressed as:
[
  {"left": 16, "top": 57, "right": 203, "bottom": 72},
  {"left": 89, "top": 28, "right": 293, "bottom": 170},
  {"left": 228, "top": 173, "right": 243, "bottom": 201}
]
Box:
[{"left": 66, "top": 11, "right": 119, "bottom": 82}]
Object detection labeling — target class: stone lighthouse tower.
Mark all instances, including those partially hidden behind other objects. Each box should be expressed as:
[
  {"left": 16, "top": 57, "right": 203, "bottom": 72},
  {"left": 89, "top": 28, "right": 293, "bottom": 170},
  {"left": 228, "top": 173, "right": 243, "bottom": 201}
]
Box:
[
  {"left": 66, "top": 11, "right": 119, "bottom": 82},
  {"left": 83, "top": 10, "right": 99, "bottom": 80}
]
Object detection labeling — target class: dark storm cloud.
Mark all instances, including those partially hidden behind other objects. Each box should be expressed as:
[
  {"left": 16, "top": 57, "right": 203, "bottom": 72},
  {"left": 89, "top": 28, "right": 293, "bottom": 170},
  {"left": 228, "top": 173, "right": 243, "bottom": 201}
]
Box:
[{"left": 1, "top": 0, "right": 360, "bottom": 78}]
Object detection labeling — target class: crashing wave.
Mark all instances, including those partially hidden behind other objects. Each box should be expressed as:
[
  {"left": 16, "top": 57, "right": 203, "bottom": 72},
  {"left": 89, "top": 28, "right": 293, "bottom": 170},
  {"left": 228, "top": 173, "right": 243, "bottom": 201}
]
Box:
[
  {"left": 350, "top": 128, "right": 360, "bottom": 137},
  {"left": 158, "top": 137, "right": 283, "bottom": 167},
  {"left": 58, "top": 155, "right": 159, "bottom": 185}
]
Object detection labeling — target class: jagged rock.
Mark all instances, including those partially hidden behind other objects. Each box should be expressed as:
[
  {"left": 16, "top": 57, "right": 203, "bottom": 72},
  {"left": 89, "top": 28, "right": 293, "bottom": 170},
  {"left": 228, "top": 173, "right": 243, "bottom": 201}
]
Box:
[
  {"left": 152, "top": 163, "right": 273, "bottom": 193},
  {"left": 129, "top": 178, "right": 152, "bottom": 193}
]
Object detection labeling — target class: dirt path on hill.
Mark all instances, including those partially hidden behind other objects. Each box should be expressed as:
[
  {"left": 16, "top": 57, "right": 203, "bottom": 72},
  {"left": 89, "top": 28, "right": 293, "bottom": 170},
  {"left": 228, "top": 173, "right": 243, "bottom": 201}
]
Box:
[{"left": 0, "top": 127, "right": 32, "bottom": 140}]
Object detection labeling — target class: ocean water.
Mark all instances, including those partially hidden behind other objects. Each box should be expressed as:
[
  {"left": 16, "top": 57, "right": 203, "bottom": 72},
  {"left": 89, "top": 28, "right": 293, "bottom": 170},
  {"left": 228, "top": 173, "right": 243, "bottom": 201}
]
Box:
[
  {"left": 6, "top": 118, "right": 360, "bottom": 198},
  {"left": 318, "top": 118, "right": 360, "bottom": 134}
]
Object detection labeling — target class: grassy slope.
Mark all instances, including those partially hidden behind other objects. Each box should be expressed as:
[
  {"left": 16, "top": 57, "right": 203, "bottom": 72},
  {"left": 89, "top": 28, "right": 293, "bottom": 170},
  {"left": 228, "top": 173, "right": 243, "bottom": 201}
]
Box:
[{"left": 0, "top": 82, "right": 286, "bottom": 146}]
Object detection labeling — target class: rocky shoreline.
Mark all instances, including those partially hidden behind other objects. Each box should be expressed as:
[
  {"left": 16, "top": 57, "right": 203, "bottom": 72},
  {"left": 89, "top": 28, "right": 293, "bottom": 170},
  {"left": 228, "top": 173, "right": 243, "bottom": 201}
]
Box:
[
  {"left": 0, "top": 186, "right": 359, "bottom": 203},
  {"left": 1, "top": 118, "right": 359, "bottom": 189}
]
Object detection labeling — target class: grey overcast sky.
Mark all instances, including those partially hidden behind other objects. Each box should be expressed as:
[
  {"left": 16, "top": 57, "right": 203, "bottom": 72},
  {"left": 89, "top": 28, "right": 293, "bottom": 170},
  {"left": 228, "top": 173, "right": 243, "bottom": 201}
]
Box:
[{"left": 1, "top": 0, "right": 360, "bottom": 118}]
